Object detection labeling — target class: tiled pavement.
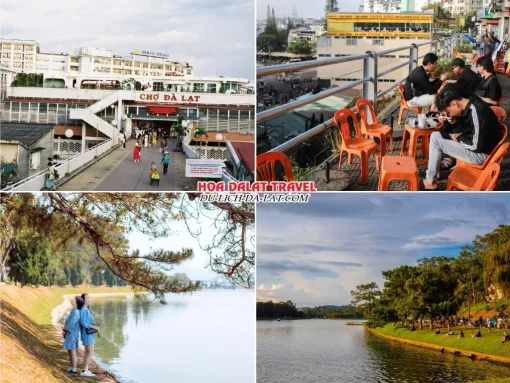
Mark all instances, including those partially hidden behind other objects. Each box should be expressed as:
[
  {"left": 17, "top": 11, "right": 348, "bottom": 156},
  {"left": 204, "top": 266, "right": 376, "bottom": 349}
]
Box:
[
  {"left": 333, "top": 74, "right": 510, "bottom": 191},
  {"left": 58, "top": 138, "right": 198, "bottom": 191}
]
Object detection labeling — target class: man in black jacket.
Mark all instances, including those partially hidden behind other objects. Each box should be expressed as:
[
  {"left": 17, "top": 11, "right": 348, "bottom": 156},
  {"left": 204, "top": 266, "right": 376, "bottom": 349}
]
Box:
[
  {"left": 423, "top": 87, "right": 502, "bottom": 190},
  {"left": 475, "top": 56, "right": 502, "bottom": 105},
  {"left": 404, "top": 53, "right": 448, "bottom": 108},
  {"left": 450, "top": 58, "right": 481, "bottom": 94}
]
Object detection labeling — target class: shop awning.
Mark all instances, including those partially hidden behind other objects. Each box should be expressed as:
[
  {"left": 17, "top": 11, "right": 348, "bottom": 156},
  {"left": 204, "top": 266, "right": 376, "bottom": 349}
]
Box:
[{"left": 148, "top": 106, "right": 179, "bottom": 114}]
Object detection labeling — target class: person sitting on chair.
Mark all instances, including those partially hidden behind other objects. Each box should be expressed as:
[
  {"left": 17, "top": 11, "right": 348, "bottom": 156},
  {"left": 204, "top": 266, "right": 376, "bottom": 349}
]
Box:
[
  {"left": 450, "top": 58, "right": 481, "bottom": 94},
  {"left": 475, "top": 56, "right": 502, "bottom": 106},
  {"left": 423, "top": 87, "right": 502, "bottom": 190},
  {"left": 404, "top": 53, "right": 448, "bottom": 109}
]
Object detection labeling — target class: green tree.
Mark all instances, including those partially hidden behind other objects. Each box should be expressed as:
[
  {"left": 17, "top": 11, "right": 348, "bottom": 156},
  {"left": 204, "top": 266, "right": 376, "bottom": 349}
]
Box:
[
  {"left": 287, "top": 17, "right": 295, "bottom": 31},
  {"left": 257, "top": 34, "right": 279, "bottom": 52},
  {"left": 7, "top": 234, "right": 51, "bottom": 287},
  {"left": 350, "top": 282, "right": 381, "bottom": 317},
  {"left": 1, "top": 193, "right": 254, "bottom": 301},
  {"left": 287, "top": 39, "right": 312, "bottom": 54},
  {"left": 324, "top": 0, "right": 339, "bottom": 29}
]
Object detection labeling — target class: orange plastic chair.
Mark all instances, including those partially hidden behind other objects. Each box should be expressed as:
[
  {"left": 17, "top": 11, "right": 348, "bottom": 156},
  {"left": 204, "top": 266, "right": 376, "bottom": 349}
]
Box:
[
  {"left": 356, "top": 98, "right": 394, "bottom": 158},
  {"left": 378, "top": 156, "right": 419, "bottom": 191},
  {"left": 456, "top": 124, "right": 507, "bottom": 171},
  {"left": 257, "top": 152, "right": 295, "bottom": 185},
  {"left": 490, "top": 106, "right": 507, "bottom": 123},
  {"left": 471, "top": 54, "right": 482, "bottom": 65},
  {"left": 400, "top": 123, "right": 439, "bottom": 166},
  {"left": 471, "top": 163, "right": 501, "bottom": 191},
  {"left": 447, "top": 142, "right": 509, "bottom": 191},
  {"left": 397, "top": 83, "right": 423, "bottom": 125},
  {"left": 333, "top": 108, "right": 379, "bottom": 184}
]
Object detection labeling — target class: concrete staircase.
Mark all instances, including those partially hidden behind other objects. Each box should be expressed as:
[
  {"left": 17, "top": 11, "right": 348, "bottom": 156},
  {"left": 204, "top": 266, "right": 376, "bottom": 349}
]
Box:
[{"left": 69, "top": 90, "right": 136, "bottom": 138}]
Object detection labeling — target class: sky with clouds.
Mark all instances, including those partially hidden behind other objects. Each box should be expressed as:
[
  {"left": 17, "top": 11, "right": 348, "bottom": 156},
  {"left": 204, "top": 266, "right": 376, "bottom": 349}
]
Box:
[
  {"left": 126, "top": 199, "right": 254, "bottom": 285},
  {"left": 257, "top": 1, "right": 364, "bottom": 21},
  {"left": 1, "top": 0, "right": 255, "bottom": 80},
  {"left": 257, "top": 194, "right": 510, "bottom": 308}
]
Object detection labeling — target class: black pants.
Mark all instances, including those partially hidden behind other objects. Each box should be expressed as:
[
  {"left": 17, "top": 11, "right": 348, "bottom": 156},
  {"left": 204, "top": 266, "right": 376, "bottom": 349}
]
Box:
[{"left": 163, "top": 164, "right": 168, "bottom": 174}]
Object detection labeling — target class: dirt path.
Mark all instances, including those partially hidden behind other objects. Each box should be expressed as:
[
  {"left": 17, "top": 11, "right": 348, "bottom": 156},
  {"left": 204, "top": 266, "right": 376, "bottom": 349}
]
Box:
[{"left": 51, "top": 293, "right": 134, "bottom": 382}]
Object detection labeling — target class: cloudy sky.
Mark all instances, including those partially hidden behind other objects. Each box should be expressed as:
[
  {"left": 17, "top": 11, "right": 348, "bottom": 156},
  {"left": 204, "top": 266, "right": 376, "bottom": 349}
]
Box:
[
  {"left": 257, "top": 194, "right": 510, "bottom": 308},
  {"left": 127, "top": 199, "right": 254, "bottom": 285},
  {"left": 1, "top": 0, "right": 255, "bottom": 80},
  {"left": 257, "top": 1, "right": 363, "bottom": 21}
]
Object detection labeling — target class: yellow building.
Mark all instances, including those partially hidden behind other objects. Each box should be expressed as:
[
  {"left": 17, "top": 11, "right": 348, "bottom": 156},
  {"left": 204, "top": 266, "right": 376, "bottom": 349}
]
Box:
[{"left": 317, "top": 12, "right": 435, "bottom": 91}]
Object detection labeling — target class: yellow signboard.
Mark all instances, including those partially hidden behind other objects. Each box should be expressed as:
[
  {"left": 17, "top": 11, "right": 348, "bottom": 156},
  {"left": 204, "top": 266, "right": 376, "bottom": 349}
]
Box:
[
  {"left": 327, "top": 31, "right": 431, "bottom": 38},
  {"left": 327, "top": 13, "right": 433, "bottom": 23}
]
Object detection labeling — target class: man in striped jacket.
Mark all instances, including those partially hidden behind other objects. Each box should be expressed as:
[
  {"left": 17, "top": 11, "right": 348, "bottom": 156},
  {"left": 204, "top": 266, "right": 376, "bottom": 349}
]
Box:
[{"left": 423, "top": 87, "right": 502, "bottom": 190}]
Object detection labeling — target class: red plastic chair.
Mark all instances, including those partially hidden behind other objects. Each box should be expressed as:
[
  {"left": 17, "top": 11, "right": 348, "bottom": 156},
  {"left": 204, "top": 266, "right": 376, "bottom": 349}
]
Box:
[
  {"left": 456, "top": 125, "right": 507, "bottom": 171},
  {"left": 333, "top": 108, "right": 379, "bottom": 184},
  {"left": 447, "top": 142, "right": 509, "bottom": 191},
  {"left": 356, "top": 98, "right": 394, "bottom": 158},
  {"left": 490, "top": 106, "right": 507, "bottom": 123},
  {"left": 257, "top": 152, "right": 295, "bottom": 185},
  {"left": 471, "top": 163, "right": 501, "bottom": 191},
  {"left": 397, "top": 83, "right": 423, "bottom": 125}
]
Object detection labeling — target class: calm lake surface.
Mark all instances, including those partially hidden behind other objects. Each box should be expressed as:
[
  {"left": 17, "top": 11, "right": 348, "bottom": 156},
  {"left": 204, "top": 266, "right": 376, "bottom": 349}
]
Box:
[
  {"left": 257, "top": 319, "right": 510, "bottom": 383},
  {"left": 91, "top": 290, "right": 254, "bottom": 383}
]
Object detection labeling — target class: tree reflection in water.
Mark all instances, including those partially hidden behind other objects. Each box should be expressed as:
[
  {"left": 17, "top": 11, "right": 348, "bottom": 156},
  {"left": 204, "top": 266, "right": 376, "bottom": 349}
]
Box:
[{"left": 92, "top": 295, "right": 187, "bottom": 364}]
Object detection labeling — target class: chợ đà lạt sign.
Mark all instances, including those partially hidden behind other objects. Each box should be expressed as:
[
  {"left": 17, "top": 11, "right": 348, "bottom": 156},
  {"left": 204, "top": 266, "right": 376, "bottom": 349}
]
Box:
[
  {"left": 137, "top": 92, "right": 202, "bottom": 103},
  {"left": 185, "top": 159, "right": 224, "bottom": 179}
]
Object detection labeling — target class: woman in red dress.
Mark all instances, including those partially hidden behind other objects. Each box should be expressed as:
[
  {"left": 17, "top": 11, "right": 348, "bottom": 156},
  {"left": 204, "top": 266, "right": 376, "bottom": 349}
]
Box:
[{"left": 133, "top": 143, "right": 141, "bottom": 162}]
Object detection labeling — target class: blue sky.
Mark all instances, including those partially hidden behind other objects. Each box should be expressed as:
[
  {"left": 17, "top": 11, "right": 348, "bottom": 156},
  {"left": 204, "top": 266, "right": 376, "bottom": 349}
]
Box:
[
  {"left": 1, "top": 0, "right": 255, "bottom": 80},
  {"left": 257, "top": 194, "right": 510, "bottom": 307},
  {"left": 257, "top": 1, "right": 363, "bottom": 21}
]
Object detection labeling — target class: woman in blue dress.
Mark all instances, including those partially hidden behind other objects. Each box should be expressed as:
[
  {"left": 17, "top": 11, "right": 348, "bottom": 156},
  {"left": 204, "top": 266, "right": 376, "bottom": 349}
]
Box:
[
  {"left": 79, "top": 293, "right": 101, "bottom": 378},
  {"left": 62, "top": 296, "right": 84, "bottom": 375}
]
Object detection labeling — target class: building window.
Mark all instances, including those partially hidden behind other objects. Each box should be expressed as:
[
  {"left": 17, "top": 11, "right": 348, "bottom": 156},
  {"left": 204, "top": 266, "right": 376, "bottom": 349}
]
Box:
[
  {"left": 14, "top": 45, "right": 22, "bottom": 51},
  {"left": 24, "top": 54, "right": 33, "bottom": 60},
  {"left": 2, "top": 53, "right": 10, "bottom": 59},
  {"left": 346, "top": 38, "right": 357, "bottom": 46},
  {"left": 373, "top": 39, "right": 384, "bottom": 46},
  {"left": 153, "top": 82, "right": 164, "bottom": 91},
  {"left": 2, "top": 44, "right": 11, "bottom": 50},
  {"left": 193, "top": 83, "right": 205, "bottom": 92},
  {"left": 13, "top": 62, "right": 22, "bottom": 68},
  {"left": 207, "top": 83, "right": 217, "bottom": 93}
]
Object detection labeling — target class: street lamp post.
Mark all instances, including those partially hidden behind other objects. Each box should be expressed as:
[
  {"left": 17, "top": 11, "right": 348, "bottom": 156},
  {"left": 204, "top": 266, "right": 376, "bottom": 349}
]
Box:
[
  {"left": 64, "top": 129, "right": 74, "bottom": 176},
  {"left": 215, "top": 133, "right": 223, "bottom": 160}
]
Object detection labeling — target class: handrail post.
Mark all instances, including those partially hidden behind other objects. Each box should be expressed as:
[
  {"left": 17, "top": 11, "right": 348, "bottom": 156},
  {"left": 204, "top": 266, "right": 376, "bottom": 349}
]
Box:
[
  {"left": 410, "top": 44, "right": 419, "bottom": 73},
  {"left": 363, "top": 51, "right": 378, "bottom": 107}
]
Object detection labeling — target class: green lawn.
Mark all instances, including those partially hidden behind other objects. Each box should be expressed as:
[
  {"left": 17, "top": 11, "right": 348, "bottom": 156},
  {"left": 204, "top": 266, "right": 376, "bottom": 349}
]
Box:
[
  {"left": 373, "top": 324, "right": 510, "bottom": 359},
  {"left": 468, "top": 379, "right": 510, "bottom": 383},
  {"left": 28, "top": 286, "right": 132, "bottom": 326}
]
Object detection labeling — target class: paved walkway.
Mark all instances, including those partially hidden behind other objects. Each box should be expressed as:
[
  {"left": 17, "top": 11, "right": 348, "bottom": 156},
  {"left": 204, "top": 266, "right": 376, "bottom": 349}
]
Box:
[{"left": 59, "top": 138, "right": 198, "bottom": 191}]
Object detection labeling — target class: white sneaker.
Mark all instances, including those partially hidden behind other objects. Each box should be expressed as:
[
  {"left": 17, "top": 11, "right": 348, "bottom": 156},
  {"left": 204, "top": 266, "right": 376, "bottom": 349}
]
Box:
[{"left": 80, "top": 370, "right": 96, "bottom": 377}]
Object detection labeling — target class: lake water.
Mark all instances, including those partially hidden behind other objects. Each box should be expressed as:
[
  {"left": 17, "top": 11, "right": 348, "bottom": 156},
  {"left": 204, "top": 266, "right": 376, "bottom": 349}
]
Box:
[
  {"left": 90, "top": 290, "right": 255, "bottom": 383},
  {"left": 257, "top": 319, "right": 510, "bottom": 383}
]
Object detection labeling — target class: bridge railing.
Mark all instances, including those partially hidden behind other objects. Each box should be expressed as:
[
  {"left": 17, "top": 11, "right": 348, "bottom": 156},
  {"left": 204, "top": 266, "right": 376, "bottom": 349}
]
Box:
[
  {"left": 257, "top": 36, "right": 456, "bottom": 156},
  {"left": 3, "top": 139, "right": 117, "bottom": 191}
]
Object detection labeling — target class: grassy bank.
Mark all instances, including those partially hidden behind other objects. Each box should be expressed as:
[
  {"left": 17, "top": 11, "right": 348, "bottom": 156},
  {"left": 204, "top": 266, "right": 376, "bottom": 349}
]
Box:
[
  {"left": 371, "top": 324, "right": 510, "bottom": 362},
  {"left": 0, "top": 284, "right": 132, "bottom": 383}
]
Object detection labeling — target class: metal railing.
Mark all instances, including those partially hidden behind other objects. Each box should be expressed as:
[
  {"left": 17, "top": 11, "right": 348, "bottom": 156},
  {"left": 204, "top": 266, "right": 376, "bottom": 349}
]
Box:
[
  {"left": 3, "top": 139, "right": 116, "bottom": 191},
  {"left": 257, "top": 36, "right": 456, "bottom": 155}
]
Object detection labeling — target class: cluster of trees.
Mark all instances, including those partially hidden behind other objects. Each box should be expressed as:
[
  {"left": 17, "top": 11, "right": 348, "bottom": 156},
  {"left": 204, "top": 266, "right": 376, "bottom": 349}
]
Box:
[
  {"left": 350, "top": 225, "right": 510, "bottom": 328},
  {"left": 1, "top": 193, "right": 254, "bottom": 301},
  {"left": 7, "top": 233, "right": 128, "bottom": 287},
  {"left": 257, "top": 6, "right": 294, "bottom": 53},
  {"left": 256, "top": 300, "right": 363, "bottom": 320},
  {"left": 11, "top": 73, "right": 43, "bottom": 87}
]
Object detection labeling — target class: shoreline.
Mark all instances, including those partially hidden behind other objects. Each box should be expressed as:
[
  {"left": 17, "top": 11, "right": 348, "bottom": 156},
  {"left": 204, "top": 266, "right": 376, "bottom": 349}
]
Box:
[
  {"left": 365, "top": 325, "right": 510, "bottom": 365},
  {"left": 51, "top": 292, "right": 136, "bottom": 383}
]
